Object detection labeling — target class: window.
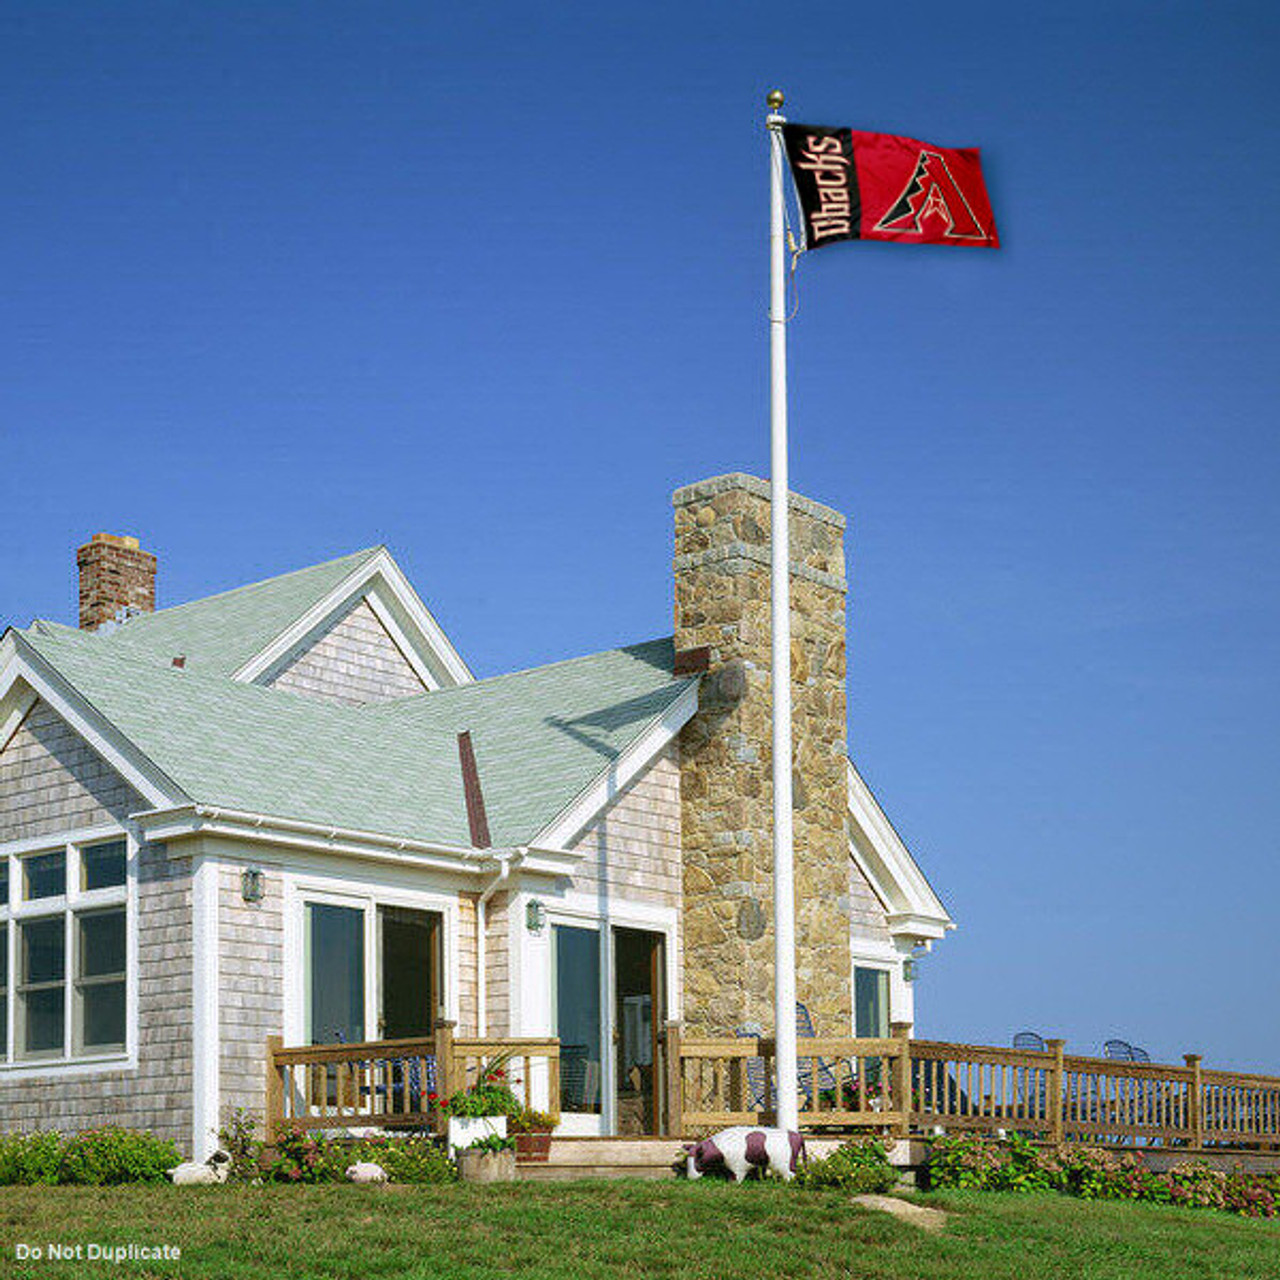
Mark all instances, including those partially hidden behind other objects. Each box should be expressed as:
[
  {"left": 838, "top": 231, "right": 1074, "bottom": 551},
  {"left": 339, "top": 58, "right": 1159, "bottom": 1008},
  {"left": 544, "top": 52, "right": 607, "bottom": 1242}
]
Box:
[
  {"left": 854, "top": 966, "right": 890, "bottom": 1038},
  {"left": 0, "top": 835, "right": 130, "bottom": 1066}
]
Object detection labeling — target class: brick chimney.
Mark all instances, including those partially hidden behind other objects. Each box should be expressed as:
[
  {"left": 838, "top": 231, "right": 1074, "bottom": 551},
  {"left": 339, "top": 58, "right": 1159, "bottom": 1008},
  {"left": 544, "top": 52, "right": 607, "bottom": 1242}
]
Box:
[
  {"left": 674, "top": 474, "right": 852, "bottom": 1037},
  {"left": 77, "top": 533, "right": 157, "bottom": 630}
]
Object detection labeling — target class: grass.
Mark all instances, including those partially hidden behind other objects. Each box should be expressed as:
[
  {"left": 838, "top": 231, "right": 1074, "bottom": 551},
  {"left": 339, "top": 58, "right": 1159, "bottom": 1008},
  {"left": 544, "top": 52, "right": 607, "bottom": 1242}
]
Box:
[{"left": 2, "top": 1181, "right": 1279, "bottom": 1279}]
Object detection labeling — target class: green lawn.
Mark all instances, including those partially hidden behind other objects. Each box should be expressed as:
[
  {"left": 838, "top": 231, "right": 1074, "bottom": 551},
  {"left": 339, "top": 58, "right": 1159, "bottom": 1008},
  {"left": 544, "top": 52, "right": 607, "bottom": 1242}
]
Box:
[{"left": 2, "top": 1181, "right": 1278, "bottom": 1280}]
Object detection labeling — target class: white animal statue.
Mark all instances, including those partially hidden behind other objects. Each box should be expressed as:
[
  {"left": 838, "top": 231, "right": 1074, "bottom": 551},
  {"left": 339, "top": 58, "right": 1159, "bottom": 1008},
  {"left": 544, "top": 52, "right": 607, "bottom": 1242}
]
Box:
[
  {"left": 168, "top": 1149, "right": 232, "bottom": 1185},
  {"left": 684, "top": 1126, "right": 805, "bottom": 1182},
  {"left": 345, "top": 1161, "right": 388, "bottom": 1184}
]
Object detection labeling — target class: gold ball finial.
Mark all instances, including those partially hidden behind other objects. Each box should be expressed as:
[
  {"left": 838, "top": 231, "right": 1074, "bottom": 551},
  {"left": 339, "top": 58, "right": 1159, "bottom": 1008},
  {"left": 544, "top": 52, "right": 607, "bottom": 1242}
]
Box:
[{"left": 766, "top": 89, "right": 785, "bottom": 111}]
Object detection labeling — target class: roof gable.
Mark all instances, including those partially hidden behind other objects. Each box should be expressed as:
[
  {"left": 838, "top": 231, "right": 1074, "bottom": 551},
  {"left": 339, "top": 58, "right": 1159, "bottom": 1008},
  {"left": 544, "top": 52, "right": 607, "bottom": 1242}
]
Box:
[{"left": 61, "top": 546, "right": 472, "bottom": 694}]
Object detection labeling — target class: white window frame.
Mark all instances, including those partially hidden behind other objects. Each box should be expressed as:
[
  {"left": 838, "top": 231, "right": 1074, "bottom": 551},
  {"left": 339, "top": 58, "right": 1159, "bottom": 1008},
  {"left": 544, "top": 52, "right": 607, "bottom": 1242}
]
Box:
[
  {"left": 281, "top": 870, "right": 460, "bottom": 1048},
  {"left": 0, "top": 823, "right": 137, "bottom": 1078},
  {"left": 852, "top": 956, "right": 895, "bottom": 1039}
]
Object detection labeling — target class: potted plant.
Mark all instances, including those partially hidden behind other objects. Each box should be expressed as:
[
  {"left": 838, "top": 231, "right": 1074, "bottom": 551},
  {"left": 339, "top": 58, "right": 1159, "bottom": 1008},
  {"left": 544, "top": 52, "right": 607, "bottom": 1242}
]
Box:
[
  {"left": 509, "top": 1108, "right": 556, "bottom": 1163},
  {"left": 441, "top": 1059, "right": 521, "bottom": 1159},
  {"left": 456, "top": 1133, "right": 517, "bottom": 1184}
]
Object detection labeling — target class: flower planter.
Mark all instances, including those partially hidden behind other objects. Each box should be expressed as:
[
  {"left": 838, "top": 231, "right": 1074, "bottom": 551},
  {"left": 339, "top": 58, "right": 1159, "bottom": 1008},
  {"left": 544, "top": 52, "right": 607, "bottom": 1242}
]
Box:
[
  {"left": 514, "top": 1130, "right": 553, "bottom": 1163},
  {"left": 457, "top": 1147, "right": 516, "bottom": 1184},
  {"left": 447, "top": 1115, "right": 506, "bottom": 1160}
]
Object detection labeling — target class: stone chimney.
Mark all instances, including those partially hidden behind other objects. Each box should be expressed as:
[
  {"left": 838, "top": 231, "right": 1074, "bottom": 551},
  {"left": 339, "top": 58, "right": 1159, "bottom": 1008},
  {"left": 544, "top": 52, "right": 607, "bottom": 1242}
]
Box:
[
  {"left": 77, "top": 533, "right": 157, "bottom": 630},
  {"left": 674, "top": 474, "right": 851, "bottom": 1037}
]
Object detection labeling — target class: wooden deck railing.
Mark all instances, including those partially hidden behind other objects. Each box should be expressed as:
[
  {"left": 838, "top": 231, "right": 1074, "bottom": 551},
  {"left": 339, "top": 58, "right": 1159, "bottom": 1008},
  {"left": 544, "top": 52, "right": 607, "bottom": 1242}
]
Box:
[
  {"left": 668, "top": 1024, "right": 1280, "bottom": 1150},
  {"left": 265, "top": 1022, "right": 560, "bottom": 1139}
]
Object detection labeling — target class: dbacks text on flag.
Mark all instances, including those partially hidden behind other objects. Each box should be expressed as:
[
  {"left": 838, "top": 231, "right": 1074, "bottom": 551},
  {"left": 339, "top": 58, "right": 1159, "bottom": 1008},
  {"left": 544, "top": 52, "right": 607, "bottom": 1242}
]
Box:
[{"left": 782, "top": 124, "right": 999, "bottom": 250}]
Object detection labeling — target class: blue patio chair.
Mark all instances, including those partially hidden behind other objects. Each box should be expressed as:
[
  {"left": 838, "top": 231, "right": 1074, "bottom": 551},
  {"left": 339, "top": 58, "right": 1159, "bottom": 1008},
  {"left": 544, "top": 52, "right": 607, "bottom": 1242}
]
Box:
[
  {"left": 1104, "top": 1039, "right": 1135, "bottom": 1061},
  {"left": 735, "top": 1005, "right": 848, "bottom": 1113},
  {"left": 794, "top": 1002, "right": 841, "bottom": 1100},
  {"left": 333, "top": 1031, "right": 437, "bottom": 1119},
  {"left": 1013, "top": 1031, "right": 1047, "bottom": 1053},
  {"left": 735, "top": 1022, "right": 769, "bottom": 1111}
]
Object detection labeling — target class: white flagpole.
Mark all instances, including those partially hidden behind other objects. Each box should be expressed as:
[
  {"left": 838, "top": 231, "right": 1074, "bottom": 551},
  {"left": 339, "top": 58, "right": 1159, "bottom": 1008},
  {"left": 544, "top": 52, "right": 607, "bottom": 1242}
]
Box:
[{"left": 766, "top": 88, "right": 799, "bottom": 1134}]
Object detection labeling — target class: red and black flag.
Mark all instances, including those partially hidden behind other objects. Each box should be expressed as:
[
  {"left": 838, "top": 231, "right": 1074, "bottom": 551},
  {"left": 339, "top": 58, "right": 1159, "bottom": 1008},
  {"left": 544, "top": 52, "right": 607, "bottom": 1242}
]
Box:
[{"left": 781, "top": 125, "right": 999, "bottom": 250}]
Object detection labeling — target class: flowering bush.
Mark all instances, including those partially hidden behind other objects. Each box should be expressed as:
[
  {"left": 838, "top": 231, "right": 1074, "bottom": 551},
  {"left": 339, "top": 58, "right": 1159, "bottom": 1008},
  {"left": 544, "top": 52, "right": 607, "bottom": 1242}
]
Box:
[
  {"left": 265, "top": 1127, "right": 456, "bottom": 1184},
  {"left": 923, "top": 1133, "right": 1280, "bottom": 1219}
]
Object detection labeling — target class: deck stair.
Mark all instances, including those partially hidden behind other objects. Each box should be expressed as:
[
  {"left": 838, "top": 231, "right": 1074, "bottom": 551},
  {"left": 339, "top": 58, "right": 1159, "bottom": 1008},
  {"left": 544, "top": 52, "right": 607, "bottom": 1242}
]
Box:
[{"left": 517, "top": 1136, "right": 683, "bottom": 1181}]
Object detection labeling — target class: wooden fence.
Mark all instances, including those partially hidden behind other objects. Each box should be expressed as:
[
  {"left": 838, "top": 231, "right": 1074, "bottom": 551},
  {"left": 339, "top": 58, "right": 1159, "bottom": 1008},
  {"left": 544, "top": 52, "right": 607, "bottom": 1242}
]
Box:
[
  {"left": 667, "top": 1023, "right": 1280, "bottom": 1150},
  {"left": 265, "top": 1022, "right": 560, "bottom": 1139}
]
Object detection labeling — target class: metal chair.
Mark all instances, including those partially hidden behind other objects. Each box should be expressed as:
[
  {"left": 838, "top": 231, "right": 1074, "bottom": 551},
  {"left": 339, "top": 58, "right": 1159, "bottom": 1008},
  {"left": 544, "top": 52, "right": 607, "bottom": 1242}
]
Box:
[
  {"left": 1013, "top": 1031, "right": 1048, "bottom": 1053},
  {"left": 1104, "top": 1039, "right": 1135, "bottom": 1061}
]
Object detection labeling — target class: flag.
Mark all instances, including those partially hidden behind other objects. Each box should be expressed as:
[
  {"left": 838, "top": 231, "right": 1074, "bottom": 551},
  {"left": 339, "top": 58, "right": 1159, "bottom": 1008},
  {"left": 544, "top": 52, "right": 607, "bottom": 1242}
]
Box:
[{"left": 781, "top": 124, "right": 999, "bottom": 250}]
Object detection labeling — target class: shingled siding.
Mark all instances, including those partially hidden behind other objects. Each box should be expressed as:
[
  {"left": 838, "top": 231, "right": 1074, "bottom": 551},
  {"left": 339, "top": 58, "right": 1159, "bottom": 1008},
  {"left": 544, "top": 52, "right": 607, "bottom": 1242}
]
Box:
[
  {"left": 0, "top": 700, "right": 194, "bottom": 1149},
  {"left": 267, "top": 597, "right": 428, "bottom": 706},
  {"left": 848, "top": 859, "right": 892, "bottom": 946},
  {"left": 218, "top": 861, "right": 284, "bottom": 1127},
  {"left": 567, "top": 746, "right": 682, "bottom": 910},
  {"left": 458, "top": 892, "right": 479, "bottom": 1036},
  {"left": 484, "top": 891, "right": 511, "bottom": 1038}
]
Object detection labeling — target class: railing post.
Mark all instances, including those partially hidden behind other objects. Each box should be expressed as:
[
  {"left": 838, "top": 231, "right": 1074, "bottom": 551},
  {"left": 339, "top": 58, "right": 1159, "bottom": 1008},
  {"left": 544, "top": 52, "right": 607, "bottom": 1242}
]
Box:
[
  {"left": 890, "top": 1022, "right": 912, "bottom": 1139},
  {"left": 665, "top": 1020, "right": 684, "bottom": 1137},
  {"left": 434, "top": 1019, "right": 457, "bottom": 1133},
  {"left": 1046, "top": 1039, "right": 1066, "bottom": 1147},
  {"left": 1184, "top": 1053, "right": 1204, "bottom": 1148},
  {"left": 264, "top": 1034, "right": 284, "bottom": 1142},
  {"left": 548, "top": 1042, "right": 562, "bottom": 1127}
]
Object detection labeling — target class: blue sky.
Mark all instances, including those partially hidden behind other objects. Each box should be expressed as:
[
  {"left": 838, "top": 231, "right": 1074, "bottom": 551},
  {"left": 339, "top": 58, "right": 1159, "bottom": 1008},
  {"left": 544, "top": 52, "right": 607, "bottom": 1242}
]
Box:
[{"left": 2, "top": 3, "right": 1277, "bottom": 1069}]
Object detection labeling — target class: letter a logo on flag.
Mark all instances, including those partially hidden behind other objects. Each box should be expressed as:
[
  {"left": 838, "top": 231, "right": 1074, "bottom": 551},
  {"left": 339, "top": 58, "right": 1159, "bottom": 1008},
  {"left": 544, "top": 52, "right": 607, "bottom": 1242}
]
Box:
[{"left": 782, "top": 124, "right": 999, "bottom": 250}]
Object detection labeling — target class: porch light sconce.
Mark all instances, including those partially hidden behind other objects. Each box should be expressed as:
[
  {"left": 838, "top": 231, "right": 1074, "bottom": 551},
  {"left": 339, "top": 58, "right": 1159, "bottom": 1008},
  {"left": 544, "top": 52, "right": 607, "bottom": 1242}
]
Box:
[
  {"left": 525, "top": 899, "right": 546, "bottom": 934},
  {"left": 241, "top": 867, "right": 264, "bottom": 904},
  {"left": 903, "top": 958, "right": 919, "bottom": 983}
]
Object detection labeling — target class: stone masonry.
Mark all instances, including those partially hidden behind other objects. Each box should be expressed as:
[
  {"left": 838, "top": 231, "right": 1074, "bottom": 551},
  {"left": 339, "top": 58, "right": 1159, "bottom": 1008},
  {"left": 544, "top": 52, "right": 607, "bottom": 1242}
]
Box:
[
  {"left": 77, "top": 533, "right": 157, "bottom": 630},
  {"left": 674, "top": 474, "right": 852, "bottom": 1038}
]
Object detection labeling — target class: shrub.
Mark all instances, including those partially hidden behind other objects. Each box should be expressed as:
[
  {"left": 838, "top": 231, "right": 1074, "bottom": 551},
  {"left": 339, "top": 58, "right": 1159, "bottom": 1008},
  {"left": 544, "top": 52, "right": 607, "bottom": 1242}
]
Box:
[
  {"left": 924, "top": 1134, "right": 1015, "bottom": 1191},
  {"left": 57, "top": 1127, "right": 180, "bottom": 1185},
  {"left": 348, "top": 1135, "right": 456, "bottom": 1183},
  {"left": 923, "top": 1132, "right": 1280, "bottom": 1220},
  {"left": 0, "top": 1132, "right": 65, "bottom": 1186},
  {"left": 0, "top": 1129, "right": 178, "bottom": 1186},
  {"left": 267, "top": 1129, "right": 337, "bottom": 1184},
  {"left": 218, "top": 1108, "right": 266, "bottom": 1183},
  {"left": 795, "top": 1138, "right": 898, "bottom": 1194}
]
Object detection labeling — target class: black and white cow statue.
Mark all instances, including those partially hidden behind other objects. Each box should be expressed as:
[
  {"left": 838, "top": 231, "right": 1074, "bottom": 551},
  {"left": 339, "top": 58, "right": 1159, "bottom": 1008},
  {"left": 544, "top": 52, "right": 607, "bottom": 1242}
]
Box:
[{"left": 684, "top": 1126, "right": 805, "bottom": 1182}]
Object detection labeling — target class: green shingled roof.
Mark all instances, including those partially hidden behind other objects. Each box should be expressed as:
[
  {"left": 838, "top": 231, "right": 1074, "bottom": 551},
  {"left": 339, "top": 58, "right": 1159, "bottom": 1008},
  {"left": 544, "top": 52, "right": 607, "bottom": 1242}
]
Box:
[
  {"left": 18, "top": 624, "right": 694, "bottom": 850},
  {"left": 79, "top": 547, "right": 383, "bottom": 677}
]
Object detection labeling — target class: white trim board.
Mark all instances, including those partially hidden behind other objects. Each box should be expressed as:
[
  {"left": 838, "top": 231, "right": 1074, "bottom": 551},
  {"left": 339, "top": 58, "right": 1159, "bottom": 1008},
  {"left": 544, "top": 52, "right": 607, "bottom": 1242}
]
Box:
[
  {"left": 232, "top": 548, "right": 473, "bottom": 691},
  {"left": 533, "top": 681, "right": 698, "bottom": 851},
  {"left": 847, "top": 758, "right": 954, "bottom": 943}
]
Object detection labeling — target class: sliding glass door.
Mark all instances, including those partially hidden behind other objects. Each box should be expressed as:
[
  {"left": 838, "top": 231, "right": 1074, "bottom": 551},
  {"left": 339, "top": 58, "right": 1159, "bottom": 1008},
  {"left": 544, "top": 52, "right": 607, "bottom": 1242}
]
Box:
[{"left": 553, "top": 925, "right": 602, "bottom": 1118}]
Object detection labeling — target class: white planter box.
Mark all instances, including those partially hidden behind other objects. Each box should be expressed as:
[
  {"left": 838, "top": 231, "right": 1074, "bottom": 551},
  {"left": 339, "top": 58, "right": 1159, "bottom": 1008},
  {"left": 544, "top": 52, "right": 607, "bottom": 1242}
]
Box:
[{"left": 447, "top": 1115, "right": 507, "bottom": 1159}]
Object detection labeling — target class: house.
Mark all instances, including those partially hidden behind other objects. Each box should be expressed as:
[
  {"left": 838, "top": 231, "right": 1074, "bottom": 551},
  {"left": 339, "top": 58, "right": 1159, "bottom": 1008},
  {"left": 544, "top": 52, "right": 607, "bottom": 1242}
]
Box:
[{"left": 0, "top": 473, "right": 952, "bottom": 1155}]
